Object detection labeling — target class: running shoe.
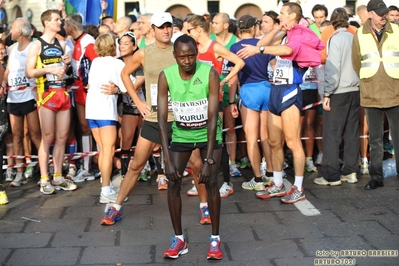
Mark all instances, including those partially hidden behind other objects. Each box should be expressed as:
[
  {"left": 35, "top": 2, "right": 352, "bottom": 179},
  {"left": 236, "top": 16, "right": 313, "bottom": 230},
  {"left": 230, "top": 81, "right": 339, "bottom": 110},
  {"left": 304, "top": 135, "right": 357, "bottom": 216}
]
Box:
[
  {"left": 305, "top": 159, "right": 318, "bottom": 172},
  {"left": 40, "top": 179, "right": 56, "bottom": 195},
  {"left": 281, "top": 185, "right": 305, "bottom": 204},
  {"left": 360, "top": 161, "right": 369, "bottom": 175},
  {"left": 313, "top": 177, "right": 342, "bottom": 186},
  {"left": 239, "top": 156, "right": 251, "bottom": 169},
  {"left": 340, "top": 173, "right": 358, "bottom": 184},
  {"left": 186, "top": 180, "right": 198, "bottom": 196},
  {"left": 73, "top": 167, "right": 95, "bottom": 182},
  {"left": 163, "top": 237, "right": 188, "bottom": 259},
  {"left": 157, "top": 175, "right": 168, "bottom": 190},
  {"left": 219, "top": 182, "right": 234, "bottom": 198},
  {"left": 0, "top": 190, "right": 9, "bottom": 205},
  {"left": 100, "top": 206, "right": 122, "bottom": 225},
  {"left": 207, "top": 238, "right": 223, "bottom": 260},
  {"left": 138, "top": 167, "right": 149, "bottom": 182},
  {"left": 242, "top": 178, "right": 265, "bottom": 191},
  {"left": 24, "top": 166, "right": 34, "bottom": 179},
  {"left": 229, "top": 163, "right": 242, "bottom": 177},
  {"left": 5, "top": 168, "right": 15, "bottom": 182},
  {"left": 199, "top": 207, "right": 211, "bottom": 225},
  {"left": 51, "top": 178, "right": 78, "bottom": 191},
  {"left": 10, "top": 172, "right": 28, "bottom": 187},
  {"left": 262, "top": 175, "right": 273, "bottom": 186},
  {"left": 66, "top": 164, "right": 77, "bottom": 180},
  {"left": 255, "top": 182, "right": 286, "bottom": 199}
]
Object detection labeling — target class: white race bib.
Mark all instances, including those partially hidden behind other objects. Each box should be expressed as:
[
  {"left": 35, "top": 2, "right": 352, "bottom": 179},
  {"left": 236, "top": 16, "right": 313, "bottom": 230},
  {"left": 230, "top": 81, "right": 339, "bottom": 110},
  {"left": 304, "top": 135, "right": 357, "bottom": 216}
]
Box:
[
  {"left": 273, "top": 57, "right": 293, "bottom": 85},
  {"left": 172, "top": 98, "right": 208, "bottom": 129},
  {"left": 150, "top": 83, "right": 172, "bottom": 111}
]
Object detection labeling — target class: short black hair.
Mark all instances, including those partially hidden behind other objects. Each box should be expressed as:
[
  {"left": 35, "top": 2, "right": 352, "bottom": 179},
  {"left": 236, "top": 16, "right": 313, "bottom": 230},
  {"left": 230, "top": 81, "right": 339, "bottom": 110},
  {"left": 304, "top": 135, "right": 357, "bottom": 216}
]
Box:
[
  {"left": 389, "top": 5, "right": 399, "bottom": 12},
  {"left": 173, "top": 34, "right": 197, "bottom": 53},
  {"left": 228, "top": 19, "right": 237, "bottom": 35},
  {"left": 312, "top": 4, "right": 328, "bottom": 17}
]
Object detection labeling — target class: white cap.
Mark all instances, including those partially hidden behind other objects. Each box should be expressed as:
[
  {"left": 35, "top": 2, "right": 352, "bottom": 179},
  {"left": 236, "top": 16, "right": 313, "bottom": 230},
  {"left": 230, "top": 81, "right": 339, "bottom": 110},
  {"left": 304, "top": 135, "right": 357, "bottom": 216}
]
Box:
[{"left": 150, "top": 12, "right": 173, "bottom": 27}]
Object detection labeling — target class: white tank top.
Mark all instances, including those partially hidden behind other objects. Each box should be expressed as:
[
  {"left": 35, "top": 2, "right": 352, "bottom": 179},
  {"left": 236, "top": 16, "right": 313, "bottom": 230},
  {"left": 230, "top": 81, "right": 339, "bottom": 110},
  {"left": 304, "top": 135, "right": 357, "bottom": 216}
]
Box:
[{"left": 7, "top": 42, "right": 37, "bottom": 103}]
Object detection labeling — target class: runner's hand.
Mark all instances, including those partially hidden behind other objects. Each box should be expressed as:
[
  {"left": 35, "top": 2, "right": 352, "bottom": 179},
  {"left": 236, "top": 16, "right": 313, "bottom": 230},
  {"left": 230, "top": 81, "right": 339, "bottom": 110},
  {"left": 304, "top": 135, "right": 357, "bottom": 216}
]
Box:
[
  {"left": 236, "top": 44, "right": 258, "bottom": 59},
  {"left": 198, "top": 163, "right": 212, "bottom": 184},
  {"left": 323, "top": 97, "right": 331, "bottom": 111},
  {"left": 136, "top": 100, "right": 152, "bottom": 118},
  {"left": 164, "top": 160, "right": 180, "bottom": 182}
]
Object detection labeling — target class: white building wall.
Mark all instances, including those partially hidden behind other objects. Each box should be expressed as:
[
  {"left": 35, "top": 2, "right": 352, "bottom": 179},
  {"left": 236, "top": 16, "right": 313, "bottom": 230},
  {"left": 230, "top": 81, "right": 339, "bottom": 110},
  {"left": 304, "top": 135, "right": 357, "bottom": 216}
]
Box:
[{"left": 3, "top": 0, "right": 399, "bottom": 32}]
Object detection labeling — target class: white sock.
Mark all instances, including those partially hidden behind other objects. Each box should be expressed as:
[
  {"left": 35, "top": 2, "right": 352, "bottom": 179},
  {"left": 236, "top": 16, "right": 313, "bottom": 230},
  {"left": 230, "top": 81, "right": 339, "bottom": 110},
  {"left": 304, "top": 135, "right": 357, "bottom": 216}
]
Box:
[
  {"left": 294, "top": 176, "right": 304, "bottom": 191},
  {"left": 211, "top": 235, "right": 220, "bottom": 241},
  {"left": 113, "top": 204, "right": 122, "bottom": 211},
  {"left": 362, "top": 157, "right": 368, "bottom": 164},
  {"left": 200, "top": 202, "right": 208, "bottom": 209},
  {"left": 175, "top": 235, "right": 184, "bottom": 241},
  {"left": 306, "top": 157, "right": 312, "bottom": 163},
  {"left": 273, "top": 171, "right": 283, "bottom": 186},
  {"left": 101, "top": 186, "right": 111, "bottom": 195},
  {"left": 82, "top": 134, "right": 92, "bottom": 171}
]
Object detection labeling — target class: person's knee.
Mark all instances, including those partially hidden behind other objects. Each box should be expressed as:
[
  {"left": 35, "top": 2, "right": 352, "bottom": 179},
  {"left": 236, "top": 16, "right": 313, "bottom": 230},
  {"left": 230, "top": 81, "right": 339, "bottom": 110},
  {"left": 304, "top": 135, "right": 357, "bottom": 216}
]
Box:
[{"left": 12, "top": 132, "right": 24, "bottom": 145}]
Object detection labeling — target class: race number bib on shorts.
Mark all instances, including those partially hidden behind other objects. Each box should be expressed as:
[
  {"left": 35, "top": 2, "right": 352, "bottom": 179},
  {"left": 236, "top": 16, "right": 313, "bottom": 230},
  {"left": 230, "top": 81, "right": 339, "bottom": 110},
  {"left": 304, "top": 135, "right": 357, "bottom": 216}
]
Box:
[
  {"left": 172, "top": 98, "right": 208, "bottom": 129},
  {"left": 273, "top": 57, "right": 293, "bottom": 85},
  {"left": 150, "top": 83, "right": 172, "bottom": 112}
]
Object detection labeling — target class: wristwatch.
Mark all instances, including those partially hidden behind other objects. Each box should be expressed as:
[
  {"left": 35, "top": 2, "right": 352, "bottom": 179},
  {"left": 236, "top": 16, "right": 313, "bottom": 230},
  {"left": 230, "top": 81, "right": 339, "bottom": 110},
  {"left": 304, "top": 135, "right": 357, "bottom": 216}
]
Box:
[
  {"left": 259, "top": 46, "right": 265, "bottom": 54},
  {"left": 204, "top": 158, "right": 216, "bottom": 165}
]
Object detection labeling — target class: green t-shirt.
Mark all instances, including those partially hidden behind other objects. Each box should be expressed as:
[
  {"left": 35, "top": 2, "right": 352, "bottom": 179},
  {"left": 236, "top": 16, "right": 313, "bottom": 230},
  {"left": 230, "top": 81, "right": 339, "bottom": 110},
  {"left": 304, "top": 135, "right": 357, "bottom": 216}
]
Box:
[
  {"left": 163, "top": 62, "right": 223, "bottom": 144},
  {"left": 308, "top": 23, "right": 321, "bottom": 38}
]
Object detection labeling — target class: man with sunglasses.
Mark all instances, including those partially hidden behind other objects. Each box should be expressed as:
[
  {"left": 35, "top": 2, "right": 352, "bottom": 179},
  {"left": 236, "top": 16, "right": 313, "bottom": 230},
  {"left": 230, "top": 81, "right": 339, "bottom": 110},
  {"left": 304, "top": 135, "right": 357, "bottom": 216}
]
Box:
[
  {"left": 100, "top": 11, "right": 176, "bottom": 225},
  {"left": 352, "top": 0, "right": 399, "bottom": 190}
]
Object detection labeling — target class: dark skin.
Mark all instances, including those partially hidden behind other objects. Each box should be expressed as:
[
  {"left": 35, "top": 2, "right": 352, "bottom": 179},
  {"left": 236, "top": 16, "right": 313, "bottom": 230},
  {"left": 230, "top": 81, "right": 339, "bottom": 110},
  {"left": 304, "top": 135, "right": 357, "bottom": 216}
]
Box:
[{"left": 158, "top": 41, "right": 222, "bottom": 236}]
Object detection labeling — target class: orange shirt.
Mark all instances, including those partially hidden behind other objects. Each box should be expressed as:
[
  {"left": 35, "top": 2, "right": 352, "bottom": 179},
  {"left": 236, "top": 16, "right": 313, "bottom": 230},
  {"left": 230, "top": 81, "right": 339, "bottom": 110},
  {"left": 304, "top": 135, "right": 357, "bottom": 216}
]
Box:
[{"left": 320, "top": 25, "right": 358, "bottom": 64}]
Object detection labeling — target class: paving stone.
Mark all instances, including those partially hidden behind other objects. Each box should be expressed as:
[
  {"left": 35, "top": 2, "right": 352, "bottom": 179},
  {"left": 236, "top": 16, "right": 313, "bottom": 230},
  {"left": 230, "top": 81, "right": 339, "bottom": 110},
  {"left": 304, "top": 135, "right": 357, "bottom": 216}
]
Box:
[
  {"left": 52, "top": 231, "right": 117, "bottom": 247},
  {"left": 0, "top": 232, "right": 53, "bottom": 248},
  {"left": 80, "top": 246, "right": 152, "bottom": 264},
  {"left": 0, "top": 219, "right": 26, "bottom": 233},
  {"left": 24, "top": 218, "right": 90, "bottom": 233},
  {"left": 316, "top": 220, "right": 393, "bottom": 237},
  {"left": 275, "top": 209, "right": 342, "bottom": 225},
  {"left": 255, "top": 222, "right": 325, "bottom": 240},
  {"left": 227, "top": 239, "right": 303, "bottom": 260},
  {"left": 6, "top": 247, "right": 80, "bottom": 265}
]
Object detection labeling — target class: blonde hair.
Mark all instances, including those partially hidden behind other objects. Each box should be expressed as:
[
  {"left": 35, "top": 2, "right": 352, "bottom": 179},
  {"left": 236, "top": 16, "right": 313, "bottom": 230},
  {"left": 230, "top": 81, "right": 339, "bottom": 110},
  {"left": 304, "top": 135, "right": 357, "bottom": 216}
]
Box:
[
  {"left": 187, "top": 15, "right": 209, "bottom": 33},
  {"left": 95, "top": 33, "right": 115, "bottom": 57}
]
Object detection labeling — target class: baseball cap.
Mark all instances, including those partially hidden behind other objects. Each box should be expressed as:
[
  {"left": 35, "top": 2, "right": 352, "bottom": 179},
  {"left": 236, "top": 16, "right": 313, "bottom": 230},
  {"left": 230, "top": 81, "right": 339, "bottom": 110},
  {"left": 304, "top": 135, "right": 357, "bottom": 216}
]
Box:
[
  {"left": 150, "top": 11, "right": 173, "bottom": 27},
  {"left": 367, "top": 0, "right": 390, "bottom": 16},
  {"left": 237, "top": 15, "right": 257, "bottom": 30}
]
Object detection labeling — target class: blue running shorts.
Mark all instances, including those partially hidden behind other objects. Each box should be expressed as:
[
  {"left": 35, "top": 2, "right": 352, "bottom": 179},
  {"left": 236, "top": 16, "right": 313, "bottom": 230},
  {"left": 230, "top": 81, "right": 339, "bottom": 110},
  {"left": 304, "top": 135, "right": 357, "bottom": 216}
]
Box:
[
  {"left": 269, "top": 84, "right": 303, "bottom": 116},
  {"left": 240, "top": 81, "right": 271, "bottom": 111}
]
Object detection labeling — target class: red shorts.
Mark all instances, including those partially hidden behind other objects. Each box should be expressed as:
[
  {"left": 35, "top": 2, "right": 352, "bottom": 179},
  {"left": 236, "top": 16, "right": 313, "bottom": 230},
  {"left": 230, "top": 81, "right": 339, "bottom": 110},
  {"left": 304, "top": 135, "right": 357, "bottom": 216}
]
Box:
[
  {"left": 74, "top": 87, "right": 87, "bottom": 105},
  {"left": 39, "top": 89, "right": 71, "bottom": 112}
]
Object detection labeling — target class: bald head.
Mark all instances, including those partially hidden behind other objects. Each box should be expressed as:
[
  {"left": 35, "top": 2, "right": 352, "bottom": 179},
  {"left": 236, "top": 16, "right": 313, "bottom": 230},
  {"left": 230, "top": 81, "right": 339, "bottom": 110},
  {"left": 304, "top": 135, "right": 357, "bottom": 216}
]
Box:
[
  {"left": 115, "top": 16, "right": 132, "bottom": 36},
  {"left": 356, "top": 5, "right": 368, "bottom": 25},
  {"left": 216, "top": 13, "right": 230, "bottom": 23}
]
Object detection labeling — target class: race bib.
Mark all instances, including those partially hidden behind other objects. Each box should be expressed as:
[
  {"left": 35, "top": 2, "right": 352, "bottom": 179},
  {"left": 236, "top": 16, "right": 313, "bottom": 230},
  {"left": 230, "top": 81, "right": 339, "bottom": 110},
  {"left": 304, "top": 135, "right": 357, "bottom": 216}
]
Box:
[
  {"left": 150, "top": 83, "right": 172, "bottom": 112},
  {"left": 172, "top": 98, "right": 208, "bottom": 129},
  {"left": 273, "top": 57, "right": 293, "bottom": 85},
  {"left": 8, "top": 68, "right": 29, "bottom": 88},
  {"left": 44, "top": 62, "right": 64, "bottom": 83},
  {"left": 302, "top": 67, "right": 317, "bottom": 84},
  {"left": 221, "top": 59, "right": 230, "bottom": 76}
]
